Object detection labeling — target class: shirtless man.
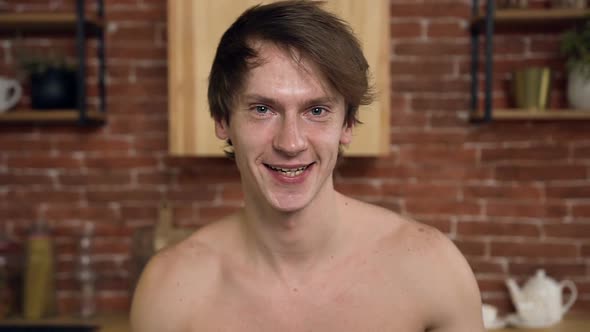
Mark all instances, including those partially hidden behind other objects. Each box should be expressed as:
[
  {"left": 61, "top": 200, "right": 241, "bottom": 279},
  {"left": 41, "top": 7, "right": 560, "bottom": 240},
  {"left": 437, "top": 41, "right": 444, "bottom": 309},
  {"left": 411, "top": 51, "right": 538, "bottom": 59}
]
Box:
[{"left": 131, "top": 1, "right": 484, "bottom": 331}]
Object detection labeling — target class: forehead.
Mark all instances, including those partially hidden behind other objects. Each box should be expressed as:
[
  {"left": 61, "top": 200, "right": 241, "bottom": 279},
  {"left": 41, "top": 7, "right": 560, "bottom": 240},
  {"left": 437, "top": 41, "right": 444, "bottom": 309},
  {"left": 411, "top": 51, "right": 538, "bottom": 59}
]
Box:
[{"left": 242, "top": 41, "right": 337, "bottom": 99}]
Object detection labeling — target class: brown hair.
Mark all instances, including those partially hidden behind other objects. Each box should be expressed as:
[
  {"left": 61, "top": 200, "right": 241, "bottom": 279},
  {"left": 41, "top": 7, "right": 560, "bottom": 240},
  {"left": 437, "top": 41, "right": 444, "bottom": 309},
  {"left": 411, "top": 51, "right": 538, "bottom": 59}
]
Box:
[{"left": 208, "top": 0, "right": 374, "bottom": 155}]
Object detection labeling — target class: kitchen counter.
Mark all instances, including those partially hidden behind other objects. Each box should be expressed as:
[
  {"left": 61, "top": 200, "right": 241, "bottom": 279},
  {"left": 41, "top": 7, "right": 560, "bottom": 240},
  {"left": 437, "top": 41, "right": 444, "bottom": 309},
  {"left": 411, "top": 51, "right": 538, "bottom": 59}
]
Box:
[
  {"left": 491, "top": 313, "right": 590, "bottom": 332},
  {"left": 0, "top": 314, "right": 130, "bottom": 332}
]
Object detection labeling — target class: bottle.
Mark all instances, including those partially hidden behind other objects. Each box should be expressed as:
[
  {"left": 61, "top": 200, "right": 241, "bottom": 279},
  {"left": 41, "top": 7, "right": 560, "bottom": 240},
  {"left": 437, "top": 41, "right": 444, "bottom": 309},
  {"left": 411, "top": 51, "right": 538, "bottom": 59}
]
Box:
[
  {"left": 23, "top": 220, "right": 56, "bottom": 319},
  {"left": 76, "top": 222, "right": 96, "bottom": 318}
]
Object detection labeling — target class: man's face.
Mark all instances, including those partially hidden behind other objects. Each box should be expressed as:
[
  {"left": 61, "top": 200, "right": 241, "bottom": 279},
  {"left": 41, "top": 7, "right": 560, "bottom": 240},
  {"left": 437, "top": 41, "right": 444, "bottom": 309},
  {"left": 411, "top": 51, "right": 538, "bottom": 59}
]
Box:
[{"left": 215, "top": 42, "right": 352, "bottom": 213}]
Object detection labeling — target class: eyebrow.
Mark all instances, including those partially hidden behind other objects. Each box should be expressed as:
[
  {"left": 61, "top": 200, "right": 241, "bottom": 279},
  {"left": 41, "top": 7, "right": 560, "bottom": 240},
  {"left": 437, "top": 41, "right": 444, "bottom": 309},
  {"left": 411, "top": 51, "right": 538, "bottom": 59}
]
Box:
[{"left": 242, "top": 94, "right": 338, "bottom": 107}]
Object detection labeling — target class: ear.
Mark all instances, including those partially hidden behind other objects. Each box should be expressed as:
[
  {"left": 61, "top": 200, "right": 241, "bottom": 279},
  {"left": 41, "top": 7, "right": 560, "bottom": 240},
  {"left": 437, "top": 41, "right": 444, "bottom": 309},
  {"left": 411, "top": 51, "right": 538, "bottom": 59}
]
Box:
[
  {"left": 339, "top": 123, "right": 353, "bottom": 145},
  {"left": 215, "top": 119, "right": 230, "bottom": 140}
]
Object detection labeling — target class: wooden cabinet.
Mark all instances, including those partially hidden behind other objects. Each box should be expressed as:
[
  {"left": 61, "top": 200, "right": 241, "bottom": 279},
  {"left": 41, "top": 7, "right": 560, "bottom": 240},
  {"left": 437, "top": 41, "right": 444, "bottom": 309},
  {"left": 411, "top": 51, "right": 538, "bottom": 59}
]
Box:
[{"left": 168, "top": 0, "right": 390, "bottom": 156}]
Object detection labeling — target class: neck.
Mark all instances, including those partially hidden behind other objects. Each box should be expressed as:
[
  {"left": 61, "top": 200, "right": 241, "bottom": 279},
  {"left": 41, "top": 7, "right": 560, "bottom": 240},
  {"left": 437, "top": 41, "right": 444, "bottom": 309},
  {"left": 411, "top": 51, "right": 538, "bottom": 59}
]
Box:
[{"left": 240, "top": 186, "right": 347, "bottom": 284}]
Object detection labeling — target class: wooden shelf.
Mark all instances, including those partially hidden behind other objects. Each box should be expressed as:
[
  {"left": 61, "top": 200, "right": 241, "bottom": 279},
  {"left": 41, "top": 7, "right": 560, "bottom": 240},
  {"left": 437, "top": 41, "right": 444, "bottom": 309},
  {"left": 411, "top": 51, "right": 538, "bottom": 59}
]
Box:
[
  {"left": 0, "top": 109, "right": 105, "bottom": 124},
  {"left": 0, "top": 12, "right": 103, "bottom": 33},
  {"left": 471, "top": 109, "right": 590, "bottom": 121},
  {"left": 472, "top": 8, "right": 590, "bottom": 27}
]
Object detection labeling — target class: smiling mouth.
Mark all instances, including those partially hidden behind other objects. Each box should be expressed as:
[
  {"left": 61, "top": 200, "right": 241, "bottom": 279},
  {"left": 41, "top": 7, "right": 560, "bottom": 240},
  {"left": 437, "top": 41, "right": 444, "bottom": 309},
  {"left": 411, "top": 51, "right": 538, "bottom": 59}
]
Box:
[{"left": 264, "top": 163, "right": 314, "bottom": 177}]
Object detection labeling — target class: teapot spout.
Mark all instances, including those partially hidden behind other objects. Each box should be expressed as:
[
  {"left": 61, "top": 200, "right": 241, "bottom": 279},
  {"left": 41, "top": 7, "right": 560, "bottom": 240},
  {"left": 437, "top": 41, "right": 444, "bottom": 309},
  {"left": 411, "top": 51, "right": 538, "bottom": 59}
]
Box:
[{"left": 506, "top": 278, "right": 525, "bottom": 311}]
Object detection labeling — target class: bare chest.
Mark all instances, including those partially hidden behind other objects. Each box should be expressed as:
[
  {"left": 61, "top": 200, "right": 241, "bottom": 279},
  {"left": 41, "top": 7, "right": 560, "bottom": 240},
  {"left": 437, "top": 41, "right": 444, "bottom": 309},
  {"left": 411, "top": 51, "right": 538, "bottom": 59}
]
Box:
[{"left": 188, "top": 265, "right": 427, "bottom": 332}]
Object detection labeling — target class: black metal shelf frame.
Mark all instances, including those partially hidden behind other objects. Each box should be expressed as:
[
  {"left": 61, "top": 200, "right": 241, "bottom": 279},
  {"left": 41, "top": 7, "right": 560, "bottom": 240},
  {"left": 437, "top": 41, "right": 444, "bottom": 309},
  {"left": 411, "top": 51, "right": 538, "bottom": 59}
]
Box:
[
  {"left": 470, "top": 0, "right": 494, "bottom": 123},
  {"left": 76, "top": 0, "right": 106, "bottom": 126}
]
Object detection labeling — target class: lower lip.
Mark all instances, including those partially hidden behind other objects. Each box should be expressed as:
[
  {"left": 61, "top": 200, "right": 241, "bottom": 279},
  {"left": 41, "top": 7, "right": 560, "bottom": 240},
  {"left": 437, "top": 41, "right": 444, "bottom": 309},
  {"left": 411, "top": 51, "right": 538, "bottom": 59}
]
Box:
[{"left": 266, "top": 164, "right": 314, "bottom": 184}]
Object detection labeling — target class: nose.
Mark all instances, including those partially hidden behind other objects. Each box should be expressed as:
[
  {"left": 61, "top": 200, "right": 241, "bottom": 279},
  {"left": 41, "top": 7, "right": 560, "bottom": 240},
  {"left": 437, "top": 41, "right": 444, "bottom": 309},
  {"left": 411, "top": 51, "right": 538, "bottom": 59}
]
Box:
[{"left": 272, "top": 114, "right": 308, "bottom": 156}]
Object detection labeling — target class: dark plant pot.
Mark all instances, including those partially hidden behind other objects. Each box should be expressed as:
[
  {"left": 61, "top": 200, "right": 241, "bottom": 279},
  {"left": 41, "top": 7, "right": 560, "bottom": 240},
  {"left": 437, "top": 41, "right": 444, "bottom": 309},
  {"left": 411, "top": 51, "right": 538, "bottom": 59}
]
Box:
[{"left": 30, "top": 68, "right": 77, "bottom": 110}]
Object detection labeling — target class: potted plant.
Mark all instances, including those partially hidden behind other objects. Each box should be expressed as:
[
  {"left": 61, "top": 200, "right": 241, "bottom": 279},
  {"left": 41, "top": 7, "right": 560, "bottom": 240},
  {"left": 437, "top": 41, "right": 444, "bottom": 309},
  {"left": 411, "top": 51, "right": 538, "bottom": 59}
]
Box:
[
  {"left": 561, "top": 19, "right": 590, "bottom": 111},
  {"left": 18, "top": 52, "right": 78, "bottom": 110}
]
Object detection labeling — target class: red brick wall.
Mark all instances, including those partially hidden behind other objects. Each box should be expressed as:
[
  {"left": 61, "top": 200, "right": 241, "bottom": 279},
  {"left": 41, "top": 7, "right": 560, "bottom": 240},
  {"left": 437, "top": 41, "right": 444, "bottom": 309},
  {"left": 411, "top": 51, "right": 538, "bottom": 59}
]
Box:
[{"left": 0, "top": 0, "right": 589, "bottom": 315}]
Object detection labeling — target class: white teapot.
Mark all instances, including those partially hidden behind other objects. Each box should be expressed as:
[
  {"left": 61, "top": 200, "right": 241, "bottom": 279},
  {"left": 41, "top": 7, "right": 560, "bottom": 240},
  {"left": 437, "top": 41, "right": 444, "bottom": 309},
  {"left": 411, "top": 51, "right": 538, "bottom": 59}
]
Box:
[
  {"left": 0, "top": 77, "right": 22, "bottom": 113},
  {"left": 505, "top": 269, "right": 577, "bottom": 327}
]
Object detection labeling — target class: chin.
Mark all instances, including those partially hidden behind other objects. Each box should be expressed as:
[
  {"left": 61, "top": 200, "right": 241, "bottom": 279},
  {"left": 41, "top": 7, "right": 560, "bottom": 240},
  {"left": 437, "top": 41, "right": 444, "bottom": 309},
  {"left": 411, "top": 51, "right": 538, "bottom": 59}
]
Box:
[{"left": 265, "top": 191, "right": 313, "bottom": 213}]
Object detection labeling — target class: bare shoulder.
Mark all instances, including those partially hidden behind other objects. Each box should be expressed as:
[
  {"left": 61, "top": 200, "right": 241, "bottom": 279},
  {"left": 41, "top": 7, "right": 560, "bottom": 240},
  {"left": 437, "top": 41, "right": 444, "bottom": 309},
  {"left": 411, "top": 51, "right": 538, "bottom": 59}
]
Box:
[
  {"left": 130, "top": 216, "right": 235, "bottom": 332},
  {"left": 345, "top": 197, "right": 484, "bottom": 331},
  {"left": 380, "top": 214, "right": 484, "bottom": 331}
]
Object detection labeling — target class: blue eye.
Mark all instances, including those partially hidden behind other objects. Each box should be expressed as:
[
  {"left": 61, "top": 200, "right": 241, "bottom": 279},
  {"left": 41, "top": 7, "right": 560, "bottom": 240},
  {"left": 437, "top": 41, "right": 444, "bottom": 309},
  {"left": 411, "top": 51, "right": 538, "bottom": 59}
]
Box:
[
  {"left": 255, "top": 105, "right": 269, "bottom": 114},
  {"left": 311, "top": 107, "right": 325, "bottom": 116}
]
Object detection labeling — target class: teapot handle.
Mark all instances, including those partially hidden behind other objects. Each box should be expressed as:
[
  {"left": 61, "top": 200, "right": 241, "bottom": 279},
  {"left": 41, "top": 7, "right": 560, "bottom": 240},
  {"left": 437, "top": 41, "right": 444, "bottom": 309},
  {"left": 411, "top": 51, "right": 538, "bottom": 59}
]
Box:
[{"left": 560, "top": 280, "right": 577, "bottom": 315}]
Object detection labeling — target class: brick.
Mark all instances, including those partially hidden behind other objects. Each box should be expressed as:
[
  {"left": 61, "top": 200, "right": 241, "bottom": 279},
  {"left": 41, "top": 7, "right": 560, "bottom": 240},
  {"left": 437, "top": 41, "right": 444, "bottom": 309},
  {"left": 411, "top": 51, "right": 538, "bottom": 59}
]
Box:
[
  {"left": 391, "top": 60, "right": 455, "bottom": 76},
  {"left": 167, "top": 187, "right": 217, "bottom": 202},
  {"left": 573, "top": 146, "right": 590, "bottom": 159},
  {"left": 390, "top": 130, "right": 468, "bottom": 145},
  {"left": 6, "top": 155, "right": 83, "bottom": 169},
  {"left": 85, "top": 156, "right": 159, "bottom": 169},
  {"left": 466, "top": 123, "right": 554, "bottom": 143},
  {"left": 390, "top": 112, "right": 429, "bottom": 127},
  {"left": 96, "top": 276, "right": 132, "bottom": 292},
  {"left": 107, "top": 23, "right": 158, "bottom": 42},
  {"left": 8, "top": 189, "right": 82, "bottom": 204},
  {"left": 120, "top": 206, "right": 159, "bottom": 221},
  {"left": 382, "top": 182, "right": 460, "bottom": 199},
  {"left": 481, "top": 146, "right": 569, "bottom": 163},
  {"left": 546, "top": 185, "right": 590, "bottom": 199},
  {"left": 583, "top": 245, "right": 590, "bottom": 257},
  {"left": 395, "top": 40, "right": 469, "bottom": 57},
  {"left": 53, "top": 137, "right": 133, "bottom": 152},
  {"left": 490, "top": 241, "right": 578, "bottom": 259},
  {"left": 483, "top": 36, "right": 527, "bottom": 54},
  {"left": 87, "top": 189, "right": 161, "bottom": 203},
  {"left": 107, "top": 99, "right": 168, "bottom": 115},
  {"left": 0, "top": 173, "right": 54, "bottom": 186},
  {"left": 453, "top": 238, "right": 486, "bottom": 257},
  {"left": 544, "top": 223, "right": 590, "bottom": 239},
  {"left": 134, "top": 64, "right": 168, "bottom": 80},
  {"left": 427, "top": 22, "right": 466, "bottom": 38},
  {"left": 406, "top": 199, "right": 480, "bottom": 216},
  {"left": 410, "top": 96, "right": 469, "bottom": 112},
  {"left": 390, "top": 21, "right": 422, "bottom": 39},
  {"left": 457, "top": 221, "right": 540, "bottom": 237},
  {"left": 43, "top": 205, "right": 119, "bottom": 221},
  {"left": 530, "top": 37, "right": 561, "bottom": 54},
  {"left": 487, "top": 202, "right": 566, "bottom": 219},
  {"left": 97, "top": 293, "right": 131, "bottom": 313},
  {"left": 462, "top": 184, "right": 543, "bottom": 201},
  {"left": 467, "top": 259, "right": 505, "bottom": 275},
  {"left": 429, "top": 114, "right": 470, "bottom": 129},
  {"left": 0, "top": 139, "right": 52, "bottom": 152},
  {"left": 0, "top": 205, "right": 36, "bottom": 220},
  {"left": 477, "top": 278, "right": 507, "bottom": 293},
  {"left": 398, "top": 145, "right": 477, "bottom": 165},
  {"left": 508, "top": 263, "right": 587, "bottom": 278},
  {"left": 107, "top": 114, "right": 168, "bottom": 134},
  {"left": 389, "top": 3, "right": 470, "bottom": 18},
  {"left": 391, "top": 77, "right": 470, "bottom": 94},
  {"left": 107, "top": 44, "right": 166, "bottom": 61},
  {"left": 58, "top": 172, "right": 133, "bottom": 186},
  {"left": 132, "top": 134, "right": 168, "bottom": 151},
  {"left": 573, "top": 204, "right": 590, "bottom": 218},
  {"left": 93, "top": 238, "right": 132, "bottom": 255},
  {"left": 495, "top": 165, "right": 587, "bottom": 182}
]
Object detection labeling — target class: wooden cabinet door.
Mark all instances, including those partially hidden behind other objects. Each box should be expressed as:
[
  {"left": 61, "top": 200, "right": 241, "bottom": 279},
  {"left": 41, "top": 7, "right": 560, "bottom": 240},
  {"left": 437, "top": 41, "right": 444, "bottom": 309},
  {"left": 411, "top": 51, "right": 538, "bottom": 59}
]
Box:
[{"left": 168, "top": 0, "right": 389, "bottom": 157}]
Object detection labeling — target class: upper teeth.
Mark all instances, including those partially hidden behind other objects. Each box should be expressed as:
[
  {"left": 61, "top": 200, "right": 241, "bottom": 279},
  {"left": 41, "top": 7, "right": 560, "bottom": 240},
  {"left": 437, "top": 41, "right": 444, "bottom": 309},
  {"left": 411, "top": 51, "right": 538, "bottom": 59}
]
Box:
[
  {"left": 268, "top": 164, "right": 308, "bottom": 178},
  {"left": 269, "top": 165, "right": 308, "bottom": 172}
]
